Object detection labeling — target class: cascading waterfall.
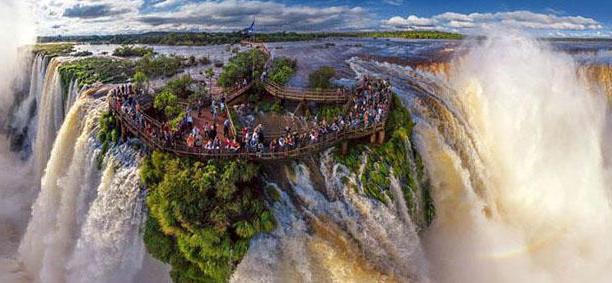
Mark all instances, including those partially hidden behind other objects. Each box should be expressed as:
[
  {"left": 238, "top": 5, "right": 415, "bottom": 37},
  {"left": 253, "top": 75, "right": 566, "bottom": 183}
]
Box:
[
  {"left": 233, "top": 151, "right": 429, "bottom": 282},
  {"left": 350, "top": 33, "right": 612, "bottom": 282},
  {"left": 18, "top": 95, "right": 148, "bottom": 283},
  {"left": 8, "top": 53, "right": 48, "bottom": 154},
  {"left": 31, "top": 57, "right": 75, "bottom": 180}
]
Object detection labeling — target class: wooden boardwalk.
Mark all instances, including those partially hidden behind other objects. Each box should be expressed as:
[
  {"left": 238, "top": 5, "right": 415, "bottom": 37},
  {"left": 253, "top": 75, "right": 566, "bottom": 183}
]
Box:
[
  {"left": 109, "top": 41, "right": 389, "bottom": 161},
  {"left": 245, "top": 40, "right": 350, "bottom": 103},
  {"left": 112, "top": 101, "right": 385, "bottom": 161}
]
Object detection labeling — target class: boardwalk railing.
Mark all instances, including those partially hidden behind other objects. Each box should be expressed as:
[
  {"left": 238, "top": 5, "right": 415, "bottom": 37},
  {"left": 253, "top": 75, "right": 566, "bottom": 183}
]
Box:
[
  {"left": 263, "top": 80, "right": 349, "bottom": 103},
  {"left": 110, "top": 95, "right": 387, "bottom": 161},
  {"left": 241, "top": 40, "right": 349, "bottom": 103}
]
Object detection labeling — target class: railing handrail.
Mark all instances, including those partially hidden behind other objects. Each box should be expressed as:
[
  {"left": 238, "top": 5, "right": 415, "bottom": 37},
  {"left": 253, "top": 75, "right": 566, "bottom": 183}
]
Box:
[{"left": 109, "top": 93, "right": 388, "bottom": 161}]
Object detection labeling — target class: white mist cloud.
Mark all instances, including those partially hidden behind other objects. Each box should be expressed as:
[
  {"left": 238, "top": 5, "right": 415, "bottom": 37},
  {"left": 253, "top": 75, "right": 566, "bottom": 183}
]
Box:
[{"left": 384, "top": 11, "right": 604, "bottom": 34}]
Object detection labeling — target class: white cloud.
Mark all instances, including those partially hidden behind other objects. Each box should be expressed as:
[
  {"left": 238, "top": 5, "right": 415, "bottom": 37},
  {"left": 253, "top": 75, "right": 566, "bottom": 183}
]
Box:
[
  {"left": 35, "top": 0, "right": 371, "bottom": 35},
  {"left": 383, "top": 11, "right": 604, "bottom": 33},
  {"left": 385, "top": 15, "right": 434, "bottom": 28},
  {"left": 383, "top": 0, "right": 404, "bottom": 6}
]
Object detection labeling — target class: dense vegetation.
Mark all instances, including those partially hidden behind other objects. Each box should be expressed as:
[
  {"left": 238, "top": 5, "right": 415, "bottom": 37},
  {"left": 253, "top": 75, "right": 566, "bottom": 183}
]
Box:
[
  {"left": 38, "top": 30, "right": 463, "bottom": 45},
  {"left": 335, "top": 94, "right": 435, "bottom": 226},
  {"left": 153, "top": 75, "right": 198, "bottom": 128},
  {"left": 308, "top": 66, "right": 336, "bottom": 89},
  {"left": 58, "top": 57, "right": 136, "bottom": 89},
  {"left": 113, "top": 45, "right": 154, "bottom": 57},
  {"left": 317, "top": 104, "right": 344, "bottom": 121},
  {"left": 267, "top": 57, "right": 297, "bottom": 85},
  {"left": 218, "top": 49, "right": 268, "bottom": 88},
  {"left": 96, "top": 111, "right": 120, "bottom": 168},
  {"left": 136, "top": 53, "right": 185, "bottom": 78},
  {"left": 32, "top": 43, "right": 75, "bottom": 57},
  {"left": 141, "top": 152, "right": 276, "bottom": 282}
]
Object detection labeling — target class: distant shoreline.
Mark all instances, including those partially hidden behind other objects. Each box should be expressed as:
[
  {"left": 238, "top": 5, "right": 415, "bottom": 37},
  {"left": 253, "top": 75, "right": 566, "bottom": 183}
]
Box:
[{"left": 37, "top": 31, "right": 463, "bottom": 46}]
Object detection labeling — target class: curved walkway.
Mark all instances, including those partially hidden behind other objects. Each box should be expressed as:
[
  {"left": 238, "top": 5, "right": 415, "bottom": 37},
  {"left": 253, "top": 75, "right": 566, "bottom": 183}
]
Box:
[
  {"left": 108, "top": 42, "right": 390, "bottom": 161},
  {"left": 243, "top": 40, "right": 350, "bottom": 103},
  {"left": 110, "top": 95, "right": 387, "bottom": 161}
]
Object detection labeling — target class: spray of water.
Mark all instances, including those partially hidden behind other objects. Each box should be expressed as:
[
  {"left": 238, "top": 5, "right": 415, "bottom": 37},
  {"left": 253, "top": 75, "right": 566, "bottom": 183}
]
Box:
[
  {"left": 0, "top": 1, "right": 37, "bottom": 281},
  {"left": 417, "top": 32, "right": 612, "bottom": 283}
]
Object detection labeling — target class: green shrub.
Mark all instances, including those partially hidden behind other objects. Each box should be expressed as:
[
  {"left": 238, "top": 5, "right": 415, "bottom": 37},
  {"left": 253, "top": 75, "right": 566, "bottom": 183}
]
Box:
[
  {"left": 32, "top": 43, "right": 75, "bottom": 57},
  {"left": 163, "top": 75, "right": 194, "bottom": 98},
  {"left": 218, "top": 49, "right": 268, "bottom": 88},
  {"left": 308, "top": 66, "right": 336, "bottom": 89},
  {"left": 58, "top": 57, "right": 136, "bottom": 89},
  {"left": 334, "top": 94, "right": 435, "bottom": 225},
  {"left": 154, "top": 89, "right": 181, "bottom": 119},
  {"left": 96, "top": 111, "right": 118, "bottom": 168},
  {"left": 268, "top": 57, "right": 297, "bottom": 85},
  {"left": 141, "top": 153, "right": 276, "bottom": 282},
  {"left": 113, "top": 45, "right": 154, "bottom": 57},
  {"left": 136, "top": 53, "right": 184, "bottom": 78}
]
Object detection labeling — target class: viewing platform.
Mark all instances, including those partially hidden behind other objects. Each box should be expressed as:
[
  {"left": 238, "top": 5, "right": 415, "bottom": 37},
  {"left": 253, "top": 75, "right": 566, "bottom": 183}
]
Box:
[{"left": 108, "top": 42, "right": 392, "bottom": 161}]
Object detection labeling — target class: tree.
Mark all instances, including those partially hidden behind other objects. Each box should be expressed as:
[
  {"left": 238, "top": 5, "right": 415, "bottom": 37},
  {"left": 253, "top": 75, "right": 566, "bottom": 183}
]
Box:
[
  {"left": 141, "top": 153, "right": 276, "bottom": 282},
  {"left": 164, "top": 75, "right": 194, "bottom": 98},
  {"left": 218, "top": 49, "right": 268, "bottom": 88},
  {"left": 308, "top": 66, "right": 336, "bottom": 89},
  {"left": 154, "top": 89, "right": 180, "bottom": 118},
  {"left": 268, "top": 57, "right": 297, "bottom": 85},
  {"left": 133, "top": 71, "right": 149, "bottom": 94},
  {"left": 204, "top": 68, "right": 214, "bottom": 93}
]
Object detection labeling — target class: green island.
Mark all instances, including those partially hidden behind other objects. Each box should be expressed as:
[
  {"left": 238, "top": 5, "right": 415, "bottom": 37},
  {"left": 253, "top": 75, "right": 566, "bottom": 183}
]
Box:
[
  {"left": 141, "top": 155, "right": 275, "bottom": 282},
  {"left": 113, "top": 45, "right": 155, "bottom": 57},
  {"left": 32, "top": 43, "right": 75, "bottom": 57},
  {"left": 43, "top": 40, "right": 435, "bottom": 282}
]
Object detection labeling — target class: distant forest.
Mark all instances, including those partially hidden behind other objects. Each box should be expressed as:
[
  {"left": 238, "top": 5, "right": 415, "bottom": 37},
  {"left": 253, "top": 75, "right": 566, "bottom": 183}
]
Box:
[{"left": 37, "top": 31, "right": 464, "bottom": 45}]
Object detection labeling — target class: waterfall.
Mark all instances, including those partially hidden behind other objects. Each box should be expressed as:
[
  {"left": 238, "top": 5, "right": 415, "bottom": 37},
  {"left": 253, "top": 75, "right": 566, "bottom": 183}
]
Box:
[
  {"left": 232, "top": 151, "right": 429, "bottom": 282},
  {"left": 8, "top": 53, "right": 48, "bottom": 155},
  {"left": 32, "top": 57, "right": 75, "bottom": 180},
  {"left": 351, "top": 34, "right": 612, "bottom": 282},
  {"left": 18, "top": 95, "right": 148, "bottom": 283},
  {"left": 65, "top": 145, "right": 146, "bottom": 283}
]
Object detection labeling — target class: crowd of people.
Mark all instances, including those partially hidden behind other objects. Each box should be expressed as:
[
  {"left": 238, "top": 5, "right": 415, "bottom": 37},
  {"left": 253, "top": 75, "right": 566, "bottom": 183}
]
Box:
[
  {"left": 249, "top": 75, "right": 391, "bottom": 153},
  {"left": 110, "top": 76, "right": 391, "bottom": 157}
]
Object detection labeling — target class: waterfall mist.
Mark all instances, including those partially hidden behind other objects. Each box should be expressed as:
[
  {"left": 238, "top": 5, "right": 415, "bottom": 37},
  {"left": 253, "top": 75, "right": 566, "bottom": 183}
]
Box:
[
  {"left": 418, "top": 32, "right": 612, "bottom": 282},
  {"left": 0, "top": 1, "right": 38, "bottom": 282}
]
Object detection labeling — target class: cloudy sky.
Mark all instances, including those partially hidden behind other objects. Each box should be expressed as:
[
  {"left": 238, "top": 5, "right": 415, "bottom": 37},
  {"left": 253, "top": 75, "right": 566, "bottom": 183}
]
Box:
[{"left": 35, "top": 0, "right": 612, "bottom": 37}]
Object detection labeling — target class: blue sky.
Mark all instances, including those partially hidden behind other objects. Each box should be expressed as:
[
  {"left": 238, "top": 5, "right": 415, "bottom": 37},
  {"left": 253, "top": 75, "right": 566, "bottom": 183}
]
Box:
[{"left": 35, "top": 0, "right": 611, "bottom": 37}]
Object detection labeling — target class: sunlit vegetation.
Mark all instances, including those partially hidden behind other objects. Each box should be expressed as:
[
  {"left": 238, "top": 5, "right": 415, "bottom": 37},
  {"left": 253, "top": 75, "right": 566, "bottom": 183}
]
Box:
[
  {"left": 334, "top": 94, "right": 435, "bottom": 226},
  {"left": 135, "top": 53, "right": 184, "bottom": 78},
  {"left": 268, "top": 57, "right": 297, "bottom": 85},
  {"left": 32, "top": 43, "right": 75, "bottom": 57},
  {"left": 58, "top": 57, "right": 136, "bottom": 89},
  {"left": 218, "top": 49, "right": 268, "bottom": 88},
  {"left": 113, "top": 45, "right": 154, "bottom": 57},
  {"left": 96, "top": 111, "right": 119, "bottom": 168},
  {"left": 153, "top": 75, "right": 201, "bottom": 128},
  {"left": 133, "top": 71, "right": 149, "bottom": 92},
  {"left": 308, "top": 66, "right": 336, "bottom": 89},
  {"left": 141, "top": 152, "right": 276, "bottom": 282},
  {"left": 163, "top": 75, "right": 195, "bottom": 98}
]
